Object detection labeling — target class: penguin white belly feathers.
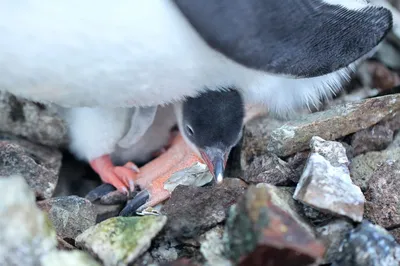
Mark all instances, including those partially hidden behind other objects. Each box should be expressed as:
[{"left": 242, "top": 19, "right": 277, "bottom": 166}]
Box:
[{"left": 61, "top": 105, "right": 176, "bottom": 165}]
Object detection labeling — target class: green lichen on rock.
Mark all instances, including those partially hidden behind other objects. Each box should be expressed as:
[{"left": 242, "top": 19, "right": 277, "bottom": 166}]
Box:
[
  {"left": 224, "top": 191, "right": 261, "bottom": 263},
  {"left": 76, "top": 216, "right": 167, "bottom": 266}
]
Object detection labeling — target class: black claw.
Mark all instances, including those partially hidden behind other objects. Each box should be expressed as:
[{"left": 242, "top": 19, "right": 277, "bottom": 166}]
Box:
[
  {"left": 119, "top": 190, "right": 150, "bottom": 216},
  {"left": 85, "top": 183, "right": 116, "bottom": 202}
]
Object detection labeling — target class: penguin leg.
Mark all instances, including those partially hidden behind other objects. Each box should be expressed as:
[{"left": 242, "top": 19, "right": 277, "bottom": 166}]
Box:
[
  {"left": 90, "top": 155, "right": 140, "bottom": 193},
  {"left": 119, "top": 134, "right": 203, "bottom": 216}
]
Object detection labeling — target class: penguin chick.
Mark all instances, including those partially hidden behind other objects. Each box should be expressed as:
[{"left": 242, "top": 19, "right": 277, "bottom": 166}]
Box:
[{"left": 67, "top": 89, "right": 245, "bottom": 210}]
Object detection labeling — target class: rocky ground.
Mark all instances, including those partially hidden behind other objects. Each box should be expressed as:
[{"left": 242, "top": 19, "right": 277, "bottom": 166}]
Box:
[{"left": 4, "top": 4, "right": 400, "bottom": 266}]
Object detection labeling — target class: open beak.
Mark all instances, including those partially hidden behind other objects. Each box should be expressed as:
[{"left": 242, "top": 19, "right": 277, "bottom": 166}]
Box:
[{"left": 199, "top": 147, "right": 229, "bottom": 184}]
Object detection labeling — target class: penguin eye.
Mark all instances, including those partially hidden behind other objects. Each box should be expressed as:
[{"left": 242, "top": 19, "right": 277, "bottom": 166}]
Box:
[{"left": 186, "top": 125, "right": 194, "bottom": 136}]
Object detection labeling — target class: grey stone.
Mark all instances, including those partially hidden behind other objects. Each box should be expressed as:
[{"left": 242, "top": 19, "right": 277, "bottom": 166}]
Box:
[
  {"left": 199, "top": 226, "right": 231, "bottom": 266},
  {"left": 243, "top": 154, "right": 296, "bottom": 185},
  {"left": 150, "top": 240, "right": 179, "bottom": 264},
  {"left": 161, "top": 178, "right": 247, "bottom": 239},
  {"left": 0, "top": 139, "right": 62, "bottom": 199},
  {"left": 350, "top": 148, "right": 400, "bottom": 191},
  {"left": 364, "top": 160, "right": 400, "bottom": 228},
  {"left": 76, "top": 215, "right": 167, "bottom": 266},
  {"left": 294, "top": 137, "right": 365, "bottom": 222},
  {"left": 0, "top": 175, "right": 99, "bottom": 266},
  {"left": 332, "top": 221, "right": 400, "bottom": 266},
  {"left": 316, "top": 219, "right": 354, "bottom": 264},
  {"left": 164, "top": 162, "right": 213, "bottom": 193},
  {"left": 37, "top": 196, "right": 97, "bottom": 240},
  {"left": 351, "top": 122, "right": 394, "bottom": 156},
  {"left": 242, "top": 94, "right": 400, "bottom": 159},
  {"left": 0, "top": 175, "right": 57, "bottom": 266},
  {"left": 0, "top": 91, "right": 68, "bottom": 147}
]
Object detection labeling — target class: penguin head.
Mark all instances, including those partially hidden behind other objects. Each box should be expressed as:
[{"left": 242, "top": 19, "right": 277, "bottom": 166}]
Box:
[{"left": 176, "top": 89, "right": 244, "bottom": 183}]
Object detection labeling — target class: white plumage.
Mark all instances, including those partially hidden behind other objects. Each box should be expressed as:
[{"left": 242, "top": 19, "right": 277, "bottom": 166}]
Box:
[
  {"left": 0, "top": 1, "right": 355, "bottom": 112},
  {"left": 0, "top": 0, "right": 391, "bottom": 165}
]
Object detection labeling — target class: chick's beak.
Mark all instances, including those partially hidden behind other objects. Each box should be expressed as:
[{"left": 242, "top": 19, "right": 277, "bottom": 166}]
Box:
[{"left": 199, "top": 147, "right": 229, "bottom": 184}]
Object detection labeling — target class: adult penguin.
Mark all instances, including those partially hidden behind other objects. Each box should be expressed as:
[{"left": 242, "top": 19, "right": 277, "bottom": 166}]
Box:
[{"left": 0, "top": 0, "right": 392, "bottom": 209}]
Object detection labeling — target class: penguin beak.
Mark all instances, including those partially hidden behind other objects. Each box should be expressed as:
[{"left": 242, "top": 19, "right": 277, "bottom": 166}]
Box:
[{"left": 199, "top": 147, "right": 229, "bottom": 184}]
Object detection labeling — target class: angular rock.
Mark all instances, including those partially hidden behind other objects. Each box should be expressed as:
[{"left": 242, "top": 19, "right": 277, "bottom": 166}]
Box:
[
  {"left": 161, "top": 178, "right": 247, "bottom": 239},
  {"left": 350, "top": 148, "right": 400, "bottom": 191},
  {"left": 243, "top": 154, "right": 296, "bottom": 185},
  {"left": 76, "top": 216, "right": 167, "bottom": 266},
  {"left": 0, "top": 133, "right": 62, "bottom": 171},
  {"left": 333, "top": 221, "right": 400, "bottom": 266},
  {"left": 351, "top": 122, "right": 394, "bottom": 156},
  {"left": 0, "top": 139, "right": 62, "bottom": 199},
  {"left": 0, "top": 175, "right": 57, "bottom": 266},
  {"left": 0, "top": 175, "right": 99, "bottom": 266},
  {"left": 242, "top": 94, "right": 400, "bottom": 159},
  {"left": 316, "top": 219, "right": 354, "bottom": 264},
  {"left": 363, "top": 160, "right": 400, "bottom": 229},
  {"left": 37, "top": 196, "right": 97, "bottom": 240},
  {"left": 163, "top": 162, "right": 214, "bottom": 193},
  {"left": 225, "top": 185, "right": 325, "bottom": 266},
  {"left": 294, "top": 137, "right": 365, "bottom": 222},
  {"left": 0, "top": 91, "right": 68, "bottom": 147},
  {"left": 150, "top": 239, "right": 179, "bottom": 264},
  {"left": 199, "top": 226, "right": 231, "bottom": 266}
]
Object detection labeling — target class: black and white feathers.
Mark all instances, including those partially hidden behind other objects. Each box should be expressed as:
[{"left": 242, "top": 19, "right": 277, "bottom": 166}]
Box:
[
  {"left": 0, "top": 0, "right": 392, "bottom": 114},
  {"left": 0, "top": 0, "right": 392, "bottom": 162}
]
